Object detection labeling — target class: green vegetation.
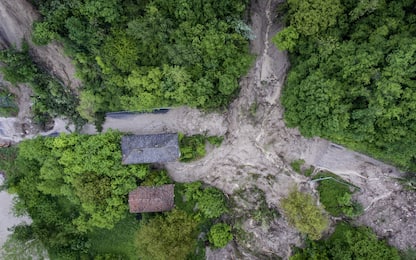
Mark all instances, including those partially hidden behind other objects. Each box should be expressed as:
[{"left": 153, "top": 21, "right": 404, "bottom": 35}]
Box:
[
  {"left": 175, "top": 181, "right": 228, "bottom": 220},
  {"left": 0, "top": 46, "right": 85, "bottom": 128},
  {"left": 179, "top": 133, "right": 223, "bottom": 162},
  {"left": 0, "top": 147, "right": 18, "bottom": 180},
  {"left": 208, "top": 223, "right": 233, "bottom": 249},
  {"left": 3, "top": 131, "right": 148, "bottom": 257},
  {"left": 290, "top": 159, "right": 305, "bottom": 174},
  {"left": 274, "top": 0, "right": 416, "bottom": 171},
  {"left": 1, "top": 224, "right": 48, "bottom": 260},
  {"left": 291, "top": 222, "right": 400, "bottom": 260},
  {"left": 0, "top": 89, "right": 18, "bottom": 117},
  {"left": 314, "top": 173, "right": 363, "bottom": 217},
  {"left": 290, "top": 159, "right": 314, "bottom": 177},
  {"left": 32, "top": 0, "right": 252, "bottom": 124},
  {"left": 88, "top": 214, "right": 139, "bottom": 259},
  {"left": 135, "top": 209, "right": 199, "bottom": 260},
  {"left": 2, "top": 133, "right": 230, "bottom": 258},
  {"left": 280, "top": 188, "right": 329, "bottom": 240}
]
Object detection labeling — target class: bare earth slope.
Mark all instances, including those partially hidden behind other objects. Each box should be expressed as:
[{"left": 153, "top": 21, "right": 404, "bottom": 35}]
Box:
[{"left": 0, "top": 0, "right": 414, "bottom": 259}]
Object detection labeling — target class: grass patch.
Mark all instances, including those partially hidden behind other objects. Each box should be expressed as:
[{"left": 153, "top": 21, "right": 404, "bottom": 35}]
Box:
[
  {"left": 290, "top": 159, "right": 304, "bottom": 173},
  {"left": 207, "top": 136, "right": 223, "bottom": 147},
  {"left": 179, "top": 133, "right": 223, "bottom": 162},
  {"left": 313, "top": 172, "right": 363, "bottom": 217},
  {"left": 290, "top": 159, "right": 314, "bottom": 176},
  {"left": 88, "top": 214, "right": 140, "bottom": 259}
]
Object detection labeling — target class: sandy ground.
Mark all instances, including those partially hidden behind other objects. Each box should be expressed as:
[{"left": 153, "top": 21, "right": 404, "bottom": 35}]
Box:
[{"left": 0, "top": 0, "right": 415, "bottom": 258}]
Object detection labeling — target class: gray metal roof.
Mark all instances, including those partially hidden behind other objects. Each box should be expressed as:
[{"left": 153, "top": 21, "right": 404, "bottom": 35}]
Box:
[{"left": 121, "top": 133, "right": 180, "bottom": 164}]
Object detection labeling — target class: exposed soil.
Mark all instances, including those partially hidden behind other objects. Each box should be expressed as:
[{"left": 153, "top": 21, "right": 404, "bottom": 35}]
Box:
[{"left": 0, "top": 0, "right": 415, "bottom": 259}]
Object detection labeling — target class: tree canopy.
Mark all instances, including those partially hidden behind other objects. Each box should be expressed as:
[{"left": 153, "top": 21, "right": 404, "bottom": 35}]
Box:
[
  {"left": 274, "top": 0, "right": 416, "bottom": 171},
  {"left": 291, "top": 222, "right": 400, "bottom": 260},
  {"left": 4, "top": 131, "right": 148, "bottom": 257},
  {"left": 280, "top": 188, "right": 329, "bottom": 240},
  {"left": 32, "top": 0, "right": 252, "bottom": 125}
]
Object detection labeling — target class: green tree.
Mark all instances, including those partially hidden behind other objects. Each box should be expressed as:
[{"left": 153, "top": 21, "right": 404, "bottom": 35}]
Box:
[
  {"left": 4, "top": 131, "right": 150, "bottom": 256},
  {"left": 286, "top": 0, "right": 343, "bottom": 36},
  {"left": 291, "top": 223, "right": 400, "bottom": 260},
  {"left": 275, "top": 0, "right": 416, "bottom": 171},
  {"left": 135, "top": 209, "right": 198, "bottom": 260},
  {"left": 208, "top": 223, "right": 233, "bottom": 248},
  {"left": 280, "top": 188, "right": 329, "bottom": 240}
]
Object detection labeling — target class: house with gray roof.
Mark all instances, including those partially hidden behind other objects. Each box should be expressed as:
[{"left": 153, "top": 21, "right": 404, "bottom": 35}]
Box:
[
  {"left": 128, "top": 184, "right": 175, "bottom": 213},
  {"left": 121, "top": 133, "right": 180, "bottom": 164}
]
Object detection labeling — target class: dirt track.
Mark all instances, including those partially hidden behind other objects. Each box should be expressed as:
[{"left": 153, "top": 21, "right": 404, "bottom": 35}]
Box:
[{"left": 0, "top": 0, "right": 415, "bottom": 258}]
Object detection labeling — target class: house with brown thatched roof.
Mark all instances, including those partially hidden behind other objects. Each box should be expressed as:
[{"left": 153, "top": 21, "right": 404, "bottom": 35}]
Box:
[
  {"left": 121, "top": 133, "right": 180, "bottom": 164},
  {"left": 128, "top": 184, "right": 175, "bottom": 213}
]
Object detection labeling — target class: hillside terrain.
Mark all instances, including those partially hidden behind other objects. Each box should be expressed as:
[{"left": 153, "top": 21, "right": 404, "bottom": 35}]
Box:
[{"left": 0, "top": 0, "right": 415, "bottom": 259}]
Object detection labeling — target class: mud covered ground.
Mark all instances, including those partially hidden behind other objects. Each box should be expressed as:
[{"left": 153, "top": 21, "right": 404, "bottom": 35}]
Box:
[{"left": 0, "top": 0, "right": 415, "bottom": 259}]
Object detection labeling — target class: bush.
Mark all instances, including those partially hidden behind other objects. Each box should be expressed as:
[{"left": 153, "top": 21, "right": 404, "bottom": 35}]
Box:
[
  {"left": 179, "top": 134, "right": 224, "bottom": 162},
  {"left": 314, "top": 173, "right": 363, "bottom": 217},
  {"left": 140, "top": 169, "right": 172, "bottom": 187},
  {"left": 290, "top": 159, "right": 305, "bottom": 174},
  {"left": 280, "top": 188, "right": 329, "bottom": 240},
  {"left": 291, "top": 223, "right": 400, "bottom": 260},
  {"left": 32, "top": 21, "right": 55, "bottom": 45},
  {"left": 207, "top": 136, "right": 224, "bottom": 147},
  {"left": 176, "top": 182, "right": 228, "bottom": 220},
  {"left": 178, "top": 133, "right": 206, "bottom": 162},
  {"left": 208, "top": 223, "right": 233, "bottom": 248},
  {"left": 0, "top": 90, "right": 18, "bottom": 117},
  {"left": 135, "top": 209, "right": 198, "bottom": 260}
]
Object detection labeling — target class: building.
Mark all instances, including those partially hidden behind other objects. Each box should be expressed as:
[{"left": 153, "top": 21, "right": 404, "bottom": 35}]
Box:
[
  {"left": 121, "top": 133, "right": 180, "bottom": 164},
  {"left": 128, "top": 185, "right": 175, "bottom": 213}
]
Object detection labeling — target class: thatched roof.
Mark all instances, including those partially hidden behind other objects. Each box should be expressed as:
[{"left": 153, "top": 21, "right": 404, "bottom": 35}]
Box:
[
  {"left": 128, "top": 185, "right": 175, "bottom": 213},
  {"left": 121, "top": 133, "right": 179, "bottom": 164}
]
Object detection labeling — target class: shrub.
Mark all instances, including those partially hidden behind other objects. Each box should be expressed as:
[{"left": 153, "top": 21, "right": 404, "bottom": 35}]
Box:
[
  {"left": 314, "top": 173, "right": 363, "bottom": 217},
  {"left": 291, "top": 223, "right": 400, "bottom": 260},
  {"left": 178, "top": 133, "right": 206, "bottom": 162},
  {"left": 0, "top": 90, "right": 18, "bottom": 117},
  {"left": 32, "top": 21, "right": 55, "bottom": 45},
  {"left": 179, "top": 134, "right": 224, "bottom": 162},
  {"left": 175, "top": 182, "right": 228, "bottom": 220},
  {"left": 140, "top": 169, "right": 172, "bottom": 187},
  {"left": 290, "top": 159, "right": 305, "bottom": 174},
  {"left": 208, "top": 223, "right": 233, "bottom": 248},
  {"left": 280, "top": 188, "right": 329, "bottom": 240},
  {"left": 135, "top": 209, "right": 198, "bottom": 260}
]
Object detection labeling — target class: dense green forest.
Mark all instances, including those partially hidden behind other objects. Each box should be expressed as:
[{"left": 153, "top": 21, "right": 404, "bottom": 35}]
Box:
[
  {"left": 1, "top": 132, "right": 230, "bottom": 259},
  {"left": 30, "top": 0, "right": 252, "bottom": 124},
  {"left": 274, "top": 0, "right": 416, "bottom": 171}
]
